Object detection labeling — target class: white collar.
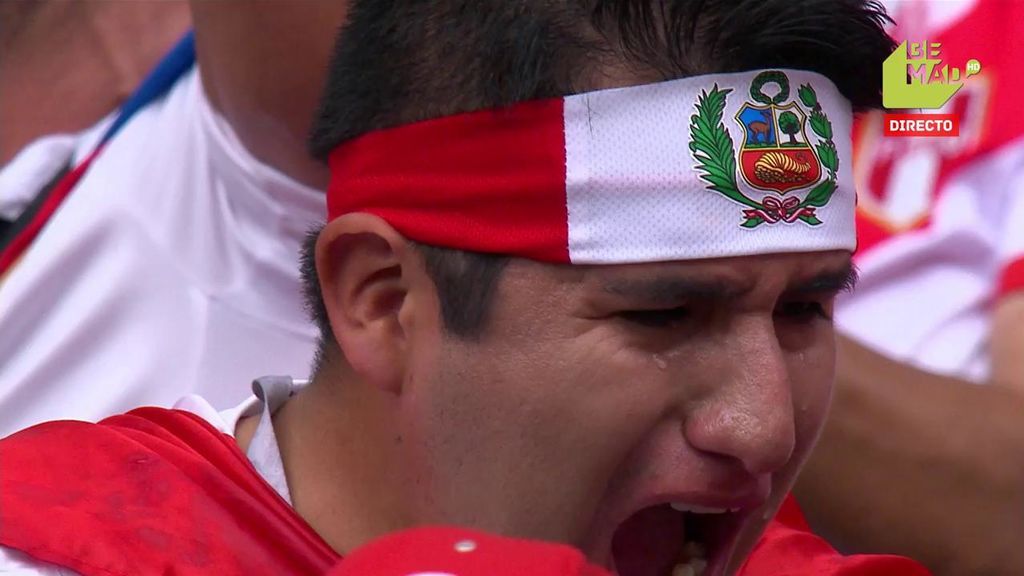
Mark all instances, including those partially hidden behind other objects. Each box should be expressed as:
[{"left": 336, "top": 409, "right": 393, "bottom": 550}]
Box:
[{"left": 175, "top": 375, "right": 307, "bottom": 505}]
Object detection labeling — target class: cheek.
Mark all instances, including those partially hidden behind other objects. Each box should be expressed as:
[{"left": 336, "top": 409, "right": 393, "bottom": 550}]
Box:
[
  {"left": 401, "top": 334, "right": 672, "bottom": 538},
  {"left": 417, "top": 331, "right": 669, "bottom": 476},
  {"left": 463, "top": 336, "right": 666, "bottom": 454},
  {"left": 787, "top": 335, "right": 837, "bottom": 457}
]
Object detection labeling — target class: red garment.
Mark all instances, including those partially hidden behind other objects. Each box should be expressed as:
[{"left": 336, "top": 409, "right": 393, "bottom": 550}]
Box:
[
  {"left": 329, "top": 498, "right": 932, "bottom": 576},
  {"left": 738, "top": 497, "right": 932, "bottom": 576},
  {"left": 1, "top": 408, "right": 929, "bottom": 576},
  {"left": 0, "top": 408, "right": 338, "bottom": 576},
  {"left": 328, "top": 526, "right": 611, "bottom": 576}
]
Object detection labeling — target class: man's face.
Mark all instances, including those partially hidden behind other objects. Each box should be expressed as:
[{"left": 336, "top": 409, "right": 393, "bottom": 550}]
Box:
[{"left": 395, "top": 250, "right": 853, "bottom": 576}]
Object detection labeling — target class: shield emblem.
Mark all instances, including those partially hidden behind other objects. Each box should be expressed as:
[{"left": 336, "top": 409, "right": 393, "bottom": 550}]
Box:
[{"left": 735, "top": 102, "right": 821, "bottom": 194}]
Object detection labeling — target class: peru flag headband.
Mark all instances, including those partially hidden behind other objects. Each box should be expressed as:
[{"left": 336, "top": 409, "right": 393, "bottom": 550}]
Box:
[{"left": 327, "top": 69, "right": 855, "bottom": 264}]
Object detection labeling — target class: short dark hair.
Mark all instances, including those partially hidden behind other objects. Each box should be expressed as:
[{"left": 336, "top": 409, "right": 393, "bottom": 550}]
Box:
[
  {"left": 303, "top": 0, "right": 894, "bottom": 373},
  {"left": 310, "top": 0, "right": 893, "bottom": 157}
]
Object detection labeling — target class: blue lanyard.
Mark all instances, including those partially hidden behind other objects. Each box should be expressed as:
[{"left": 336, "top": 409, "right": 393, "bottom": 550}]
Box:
[
  {"left": 0, "top": 31, "right": 197, "bottom": 270},
  {"left": 98, "top": 31, "right": 196, "bottom": 146}
]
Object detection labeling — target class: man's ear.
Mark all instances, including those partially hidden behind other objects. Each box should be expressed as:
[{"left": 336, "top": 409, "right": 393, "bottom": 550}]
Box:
[{"left": 315, "top": 213, "right": 425, "bottom": 394}]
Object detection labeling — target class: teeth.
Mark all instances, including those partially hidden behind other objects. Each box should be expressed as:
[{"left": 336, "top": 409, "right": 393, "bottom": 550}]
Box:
[
  {"left": 670, "top": 502, "right": 736, "bottom": 514},
  {"left": 665, "top": 502, "right": 730, "bottom": 576},
  {"left": 672, "top": 565, "right": 696, "bottom": 576},
  {"left": 682, "top": 541, "right": 706, "bottom": 559},
  {"left": 672, "top": 558, "right": 708, "bottom": 576},
  {"left": 672, "top": 534, "right": 708, "bottom": 576}
]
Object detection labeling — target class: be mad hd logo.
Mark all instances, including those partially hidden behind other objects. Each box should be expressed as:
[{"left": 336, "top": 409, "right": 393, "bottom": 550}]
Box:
[{"left": 882, "top": 40, "right": 981, "bottom": 137}]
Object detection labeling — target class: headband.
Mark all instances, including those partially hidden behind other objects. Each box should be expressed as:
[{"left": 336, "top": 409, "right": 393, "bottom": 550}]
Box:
[{"left": 327, "top": 69, "right": 855, "bottom": 264}]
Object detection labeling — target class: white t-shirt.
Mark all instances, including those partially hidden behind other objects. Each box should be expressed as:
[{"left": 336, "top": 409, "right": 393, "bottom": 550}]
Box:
[
  {"left": 0, "top": 68, "right": 322, "bottom": 436},
  {"left": 0, "top": 377, "right": 302, "bottom": 575},
  {"left": 0, "top": 132, "right": 88, "bottom": 222}
]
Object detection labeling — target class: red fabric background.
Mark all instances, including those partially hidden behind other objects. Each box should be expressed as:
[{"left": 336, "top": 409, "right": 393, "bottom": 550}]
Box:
[{"left": 0, "top": 408, "right": 338, "bottom": 576}]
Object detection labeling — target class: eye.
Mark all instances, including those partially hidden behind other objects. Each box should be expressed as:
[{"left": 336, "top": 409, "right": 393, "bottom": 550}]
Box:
[
  {"left": 617, "top": 307, "right": 691, "bottom": 328},
  {"left": 775, "top": 300, "right": 831, "bottom": 322}
]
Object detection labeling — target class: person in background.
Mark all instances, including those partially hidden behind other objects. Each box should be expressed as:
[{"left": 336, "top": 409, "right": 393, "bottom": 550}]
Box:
[
  {"left": 0, "top": 1, "right": 349, "bottom": 436},
  {"left": 795, "top": 1, "right": 1024, "bottom": 574},
  {"left": 0, "top": 1, "right": 929, "bottom": 575},
  {"left": 0, "top": 0, "right": 189, "bottom": 231}
]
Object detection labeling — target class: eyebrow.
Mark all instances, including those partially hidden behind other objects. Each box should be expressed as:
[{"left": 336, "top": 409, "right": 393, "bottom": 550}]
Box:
[
  {"left": 600, "top": 263, "right": 859, "bottom": 304},
  {"left": 786, "top": 263, "right": 859, "bottom": 295},
  {"left": 601, "top": 277, "right": 751, "bottom": 305}
]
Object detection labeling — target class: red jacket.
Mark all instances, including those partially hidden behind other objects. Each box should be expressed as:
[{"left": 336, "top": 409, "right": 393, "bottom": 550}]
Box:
[{"left": 0, "top": 408, "right": 930, "bottom": 575}]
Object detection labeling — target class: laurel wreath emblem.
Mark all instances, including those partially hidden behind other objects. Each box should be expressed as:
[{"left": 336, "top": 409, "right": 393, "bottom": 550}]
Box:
[{"left": 688, "top": 75, "right": 839, "bottom": 228}]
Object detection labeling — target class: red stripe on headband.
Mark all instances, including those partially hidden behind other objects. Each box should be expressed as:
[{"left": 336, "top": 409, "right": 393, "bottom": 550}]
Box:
[{"left": 327, "top": 98, "right": 570, "bottom": 263}]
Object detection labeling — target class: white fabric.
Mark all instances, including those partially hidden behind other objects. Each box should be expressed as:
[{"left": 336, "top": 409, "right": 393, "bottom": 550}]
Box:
[
  {"left": 0, "top": 118, "right": 111, "bottom": 221},
  {"left": 0, "top": 68, "right": 322, "bottom": 436},
  {"left": 0, "top": 135, "right": 75, "bottom": 222},
  {"left": 564, "top": 69, "right": 855, "bottom": 264},
  {"left": 175, "top": 375, "right": 299, "bottom": 504},
  {"left": 838, "top": 137, "right": 1024, "bottom": 382},
  {"left": 0, "top": 378, "right": 304, "bottom": 575},
  {"left": 0, "top": 548, "right": 73, "bottom": 576}
]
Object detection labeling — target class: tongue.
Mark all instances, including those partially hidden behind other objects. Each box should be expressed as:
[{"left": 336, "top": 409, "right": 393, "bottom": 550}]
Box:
[{"left": 610, "top": 505, "right": 685, "bottom": 576}]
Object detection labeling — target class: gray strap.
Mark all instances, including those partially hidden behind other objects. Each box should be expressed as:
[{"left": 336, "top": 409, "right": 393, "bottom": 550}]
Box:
[{"left": 246, "top": 375, "right": 302, "bottom": 505}]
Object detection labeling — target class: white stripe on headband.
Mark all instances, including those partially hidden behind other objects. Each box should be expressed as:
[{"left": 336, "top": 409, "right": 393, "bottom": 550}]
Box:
[{"left": 328, "top": 68, "right": 856, "bottom": 264}]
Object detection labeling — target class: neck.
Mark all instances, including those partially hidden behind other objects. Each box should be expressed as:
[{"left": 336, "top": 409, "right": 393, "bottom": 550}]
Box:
[
  {"left": 0, "top": 1, "right": 190, "bottom": 165},
  {"left": 269, "top": 370, "right": 412, "bottom": 555}
]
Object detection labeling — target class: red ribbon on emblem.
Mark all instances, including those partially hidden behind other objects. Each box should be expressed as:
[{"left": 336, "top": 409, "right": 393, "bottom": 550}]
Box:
[{"left": 743, "top": 196, "right": 817, "bottom": 224}]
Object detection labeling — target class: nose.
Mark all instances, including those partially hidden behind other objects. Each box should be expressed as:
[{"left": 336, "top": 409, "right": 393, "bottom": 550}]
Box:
[{"left": 684, "top": 325, "right": 796, "bottom": 476}]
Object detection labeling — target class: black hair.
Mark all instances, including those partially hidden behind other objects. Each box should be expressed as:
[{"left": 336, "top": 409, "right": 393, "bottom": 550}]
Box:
[{"left": 302, "top": 0, "right": 895, "bottom": 374}]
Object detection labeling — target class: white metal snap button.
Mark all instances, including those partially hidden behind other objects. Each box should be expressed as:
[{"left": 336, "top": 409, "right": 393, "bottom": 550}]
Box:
[{"left": 453, "top": 539, "right": 477, "bottom": 553}]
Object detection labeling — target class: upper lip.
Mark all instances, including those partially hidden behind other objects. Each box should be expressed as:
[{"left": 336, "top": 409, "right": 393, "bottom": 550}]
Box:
[
  {"left": 622, "top": 483, "right": 771, "bottom": 527},
  {"left": 639, "top": 491, "right": 768, "bottom": 514},
  {"left": 587, "top": 483, "right": 770, "bottom": 571}
]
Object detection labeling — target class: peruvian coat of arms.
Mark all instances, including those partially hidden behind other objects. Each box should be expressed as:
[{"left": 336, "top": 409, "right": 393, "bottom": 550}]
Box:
[{"left": 688, "top": 70, "right": 839, "bottom": 227}]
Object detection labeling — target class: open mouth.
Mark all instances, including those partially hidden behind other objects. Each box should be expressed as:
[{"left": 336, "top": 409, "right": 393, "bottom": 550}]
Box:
[{"left": 608, "top": 502, "right": 745, "bottom": 576}]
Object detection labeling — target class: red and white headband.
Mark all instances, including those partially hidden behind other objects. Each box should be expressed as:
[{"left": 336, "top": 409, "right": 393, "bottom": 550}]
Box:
[{"left": 327, "top": 69, "right": 855, "bottom": 264}]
